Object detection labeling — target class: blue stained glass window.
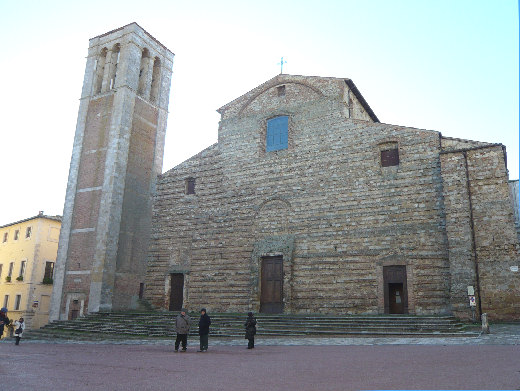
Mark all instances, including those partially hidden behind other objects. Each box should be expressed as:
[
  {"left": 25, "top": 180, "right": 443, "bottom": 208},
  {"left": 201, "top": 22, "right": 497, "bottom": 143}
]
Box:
[{"left": 266, "top": 116, "right": 288, "bottom": 152}]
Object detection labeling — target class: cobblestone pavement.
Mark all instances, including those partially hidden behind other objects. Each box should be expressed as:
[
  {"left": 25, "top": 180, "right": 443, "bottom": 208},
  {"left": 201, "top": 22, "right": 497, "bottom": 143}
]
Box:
[
  {"left": 1, "top": 324, "right": 519, "bottom": 390},
  {"left": 1, "top": 340, "right": 519, "bottom": 390}
]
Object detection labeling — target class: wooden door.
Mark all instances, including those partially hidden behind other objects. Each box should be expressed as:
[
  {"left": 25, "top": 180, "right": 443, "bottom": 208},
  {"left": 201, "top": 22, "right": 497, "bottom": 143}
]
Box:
[
  {"left": 69, "top": 299, "right": 80, "bottom": 320},
  {"left": 169, "top": 273, "right": 184, "bottom": 311},
  {"left": 388, "top": 283, "right": 404, "bottom": 314},
  {"left": 260, "top": 256, "right": 283, "bottom": 313},
  {"left": 383, "top": 265, "right": 408, "bottom": 314}
]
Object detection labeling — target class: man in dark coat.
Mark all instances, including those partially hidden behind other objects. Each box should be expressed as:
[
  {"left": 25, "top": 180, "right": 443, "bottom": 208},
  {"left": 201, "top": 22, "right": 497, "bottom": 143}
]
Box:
[
  {"left": 198, "top": 308, "right": 211, "bottom": 352},
  {"left": 245, "top": 312, "right": 257, "bottom": 349},
  {"left": 174, "top": 308, "right": 191, "bottom": 352},
  {"left": 0, "top": 308, "right": 9, "bottom": 339}
]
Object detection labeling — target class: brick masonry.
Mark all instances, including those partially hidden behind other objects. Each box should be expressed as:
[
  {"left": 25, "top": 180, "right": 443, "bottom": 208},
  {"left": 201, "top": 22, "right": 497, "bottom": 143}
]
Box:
[
  {"left": 145, "top": 74, "right": 519, "bottom": 321},
  {"left": 50, "top": 23, "right": 174, "bottom": 320}
]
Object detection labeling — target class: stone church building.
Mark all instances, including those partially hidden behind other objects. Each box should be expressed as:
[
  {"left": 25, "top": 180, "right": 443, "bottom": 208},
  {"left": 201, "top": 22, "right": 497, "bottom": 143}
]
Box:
[
  {"left": 144, "top": 72, "right": 519, "bottom": 321},
  {"left": 51, "top": 24, "right": 519, "bottom": 324}
]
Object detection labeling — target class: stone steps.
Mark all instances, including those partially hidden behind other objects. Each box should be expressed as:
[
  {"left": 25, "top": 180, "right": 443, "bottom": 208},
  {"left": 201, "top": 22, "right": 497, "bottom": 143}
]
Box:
[{"left": 24, "top": 312, "right": 477, "bottom": 341}]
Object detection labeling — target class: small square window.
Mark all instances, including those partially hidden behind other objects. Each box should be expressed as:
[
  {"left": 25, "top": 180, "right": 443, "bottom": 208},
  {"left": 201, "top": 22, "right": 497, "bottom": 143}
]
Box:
[
  {"left": 14, "top": 230, "right": 19, "bottom": 241},
  {"left": 14, "top": 295, "right": 21, "bottom": 311},
  {"left": 25, "top": 227, "right": 32, "bottom": 239},
  {"left": 3, "top": 295, "right": 9, "bottom": 309},
  {"left": 381, "top": 148, "right": 399, "bottom": 167},
  {"left": 277, "top": 85, "right": 286, "bottom": 97},
  {"left": 2, "top": 233, "right": 7, "bottom": 243},
  {"left": 186, "top": 177, "right": 195, "bottom": 195}
]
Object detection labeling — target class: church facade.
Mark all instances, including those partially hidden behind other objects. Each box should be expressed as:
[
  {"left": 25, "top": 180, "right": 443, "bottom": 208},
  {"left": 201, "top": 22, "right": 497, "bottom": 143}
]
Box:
[
  {"left": 144, "top": 74, "right": 520, "bottom": 321},
  {"left": 52, "top": 24, "right": 519, "bottom": 323}
]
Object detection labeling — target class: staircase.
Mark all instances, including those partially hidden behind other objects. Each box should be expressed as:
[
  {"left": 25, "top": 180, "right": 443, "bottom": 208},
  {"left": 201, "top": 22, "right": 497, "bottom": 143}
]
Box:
[{"left": 24, "top": 312, "right": 478, "bottom": 341}]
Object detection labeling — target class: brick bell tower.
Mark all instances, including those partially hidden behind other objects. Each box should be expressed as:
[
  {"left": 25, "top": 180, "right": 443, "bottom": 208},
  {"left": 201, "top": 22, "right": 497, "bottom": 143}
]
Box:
[{"left": 50, "top": 23, "right": 174, "bottom": 320}]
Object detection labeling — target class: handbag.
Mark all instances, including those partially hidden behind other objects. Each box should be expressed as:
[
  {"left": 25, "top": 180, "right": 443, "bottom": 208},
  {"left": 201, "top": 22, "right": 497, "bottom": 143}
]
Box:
[{"left": 16, "top": 327, "right": 22, "bottom": 334}]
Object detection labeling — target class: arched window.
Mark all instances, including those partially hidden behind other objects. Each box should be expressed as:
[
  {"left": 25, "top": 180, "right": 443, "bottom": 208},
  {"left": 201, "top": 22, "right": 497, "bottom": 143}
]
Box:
[
  {"left": 150, "top": 57, "right": 161, "bottom": 103},
  {"left": 137, "top": 48, "right": 150, "bottom": 97},
  {"left": 93, "top": 48, "right": 107, "bottom": 95},
  {"left": 108, "top": 44, "right": 120, "bottom": 90}
]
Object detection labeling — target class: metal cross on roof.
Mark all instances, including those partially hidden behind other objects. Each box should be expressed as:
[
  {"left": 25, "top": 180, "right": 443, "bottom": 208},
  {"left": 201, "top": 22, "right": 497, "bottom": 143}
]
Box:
[{"left": 277, "top": 57, "right": 287, "bottom": 74}]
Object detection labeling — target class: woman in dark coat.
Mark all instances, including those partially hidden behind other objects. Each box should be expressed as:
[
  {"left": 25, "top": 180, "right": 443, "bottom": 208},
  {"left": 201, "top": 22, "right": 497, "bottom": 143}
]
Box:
[
  {"left": 244, "top": 312, "right": 257, "bottom": 349},
  {"left": 198, "top": 308, "right": 211, "bottom": 352}
]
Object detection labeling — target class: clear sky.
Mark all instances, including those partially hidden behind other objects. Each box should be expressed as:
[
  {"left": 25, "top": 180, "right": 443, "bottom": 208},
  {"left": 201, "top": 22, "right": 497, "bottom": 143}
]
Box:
[{"left": 0, "top": 0, "right": 518, "bottom": 225}]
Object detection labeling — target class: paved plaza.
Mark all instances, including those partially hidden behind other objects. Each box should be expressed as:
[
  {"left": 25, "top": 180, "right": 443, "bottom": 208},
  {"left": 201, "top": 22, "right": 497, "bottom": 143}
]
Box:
[{"left": 1, "top": 324, "right": 519, "bottom": 390}]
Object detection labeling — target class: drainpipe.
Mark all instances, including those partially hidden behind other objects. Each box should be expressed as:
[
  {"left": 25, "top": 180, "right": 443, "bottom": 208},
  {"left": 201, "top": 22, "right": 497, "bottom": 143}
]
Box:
[{"left": 462, "top": 151, "right": 483, "bottom": 317}]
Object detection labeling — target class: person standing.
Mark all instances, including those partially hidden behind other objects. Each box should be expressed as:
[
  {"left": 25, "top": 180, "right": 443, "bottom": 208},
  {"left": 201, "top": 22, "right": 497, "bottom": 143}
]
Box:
[
  {"left": 174, "top": 308, "right": 191, "bottom": 352},
  {"left": 13, "top": 317, "right": 25, "bottom": 345},
  {"left": 197, "top": 308, "right": 211, "bottom": 352},
  {"left": 245, "top": 312, "right": 257, "bottom": 349},
  {"left": 0, "top": 308, "right": 9, "bottom": 339}
]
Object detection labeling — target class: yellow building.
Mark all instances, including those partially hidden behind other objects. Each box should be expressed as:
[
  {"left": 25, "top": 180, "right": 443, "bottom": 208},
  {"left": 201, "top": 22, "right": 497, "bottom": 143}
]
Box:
[{"left": 0, "top": 212, "right": 61, "bottom": 335}]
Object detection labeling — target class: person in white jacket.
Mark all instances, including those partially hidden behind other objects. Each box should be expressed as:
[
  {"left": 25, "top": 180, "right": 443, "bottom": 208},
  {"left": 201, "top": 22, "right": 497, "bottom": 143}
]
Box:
[{"left": 14, "top": 317, "right": 25, "bottom": 345}]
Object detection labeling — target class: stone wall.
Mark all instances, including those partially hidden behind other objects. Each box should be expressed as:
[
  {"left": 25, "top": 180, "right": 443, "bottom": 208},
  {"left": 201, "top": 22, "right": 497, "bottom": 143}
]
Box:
[
  {"left": 465, "top": 147, "right": 519, "bottom": 320},
  {"left": 509, "top": 180, "right": 519, "bottom": 234},
  {"left": 146, "top": 74, "right": 518, "bottom": 320},
  {"left": 441, "top": 136, "right": 492, "bottom": 152},
  {"left": 440, "top": 145, "right": 520, "bottom": 320},
  {"left": 146, "top": 75, "right": 454, "bottom": 315}
]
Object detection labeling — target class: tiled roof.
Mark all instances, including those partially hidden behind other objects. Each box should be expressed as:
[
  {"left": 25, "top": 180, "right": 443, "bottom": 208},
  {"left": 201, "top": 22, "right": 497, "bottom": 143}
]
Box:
[{"left": 0, "top": 214, "right": 62, "bottom": 229}]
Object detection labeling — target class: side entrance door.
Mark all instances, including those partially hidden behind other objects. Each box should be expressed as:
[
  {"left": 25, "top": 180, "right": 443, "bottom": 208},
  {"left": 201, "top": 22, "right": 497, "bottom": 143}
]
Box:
[
  {"left": 260, "top": 256, "right": 283, "bottom": 313},
  {"left": 169, "top": 273, "right": 184, "bottom": 311},
  {"left": 383, "top": 265, "right": 408, "bottom": 314},
  {"left": 69, "top": 299, "right": 80, "bottom": 320}
]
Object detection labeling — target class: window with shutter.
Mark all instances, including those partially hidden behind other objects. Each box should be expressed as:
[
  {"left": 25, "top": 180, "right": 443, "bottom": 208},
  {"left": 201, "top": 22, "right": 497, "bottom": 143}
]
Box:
[
  {"left": 186, "top": 177, "right": 195, "bottom": 195},
  {"left": 381, "top": 148, "right": 399, "bottom": 167},
  {"left": 266, "top": 116, "right": 288, "bottom": 152}
]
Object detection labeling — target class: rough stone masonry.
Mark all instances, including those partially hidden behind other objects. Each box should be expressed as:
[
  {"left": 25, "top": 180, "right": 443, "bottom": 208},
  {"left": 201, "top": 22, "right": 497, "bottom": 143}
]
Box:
[
  {"left": 145, "top": 74, "right": 519, "bottom": 321},
  {"left": 52, "top": 24, "right": 519, "bottom": 322}
]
